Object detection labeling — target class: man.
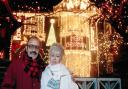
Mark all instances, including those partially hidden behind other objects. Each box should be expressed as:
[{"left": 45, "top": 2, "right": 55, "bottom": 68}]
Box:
[{"left": 1, "top": 36, "right": 46, "bottom": 89}]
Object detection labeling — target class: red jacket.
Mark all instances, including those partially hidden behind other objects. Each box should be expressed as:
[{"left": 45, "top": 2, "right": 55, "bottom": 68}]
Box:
[{"left": 1, "top": 51, "right": 44, "bottom": 89}]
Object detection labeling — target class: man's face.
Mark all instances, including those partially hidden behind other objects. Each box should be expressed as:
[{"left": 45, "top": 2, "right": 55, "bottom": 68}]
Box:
[
  {"left": 26, "top": 38, "right": 40, "bottom": 60},
  {"left": 49, "top": 47, "right": 62, "bottom": 65}
]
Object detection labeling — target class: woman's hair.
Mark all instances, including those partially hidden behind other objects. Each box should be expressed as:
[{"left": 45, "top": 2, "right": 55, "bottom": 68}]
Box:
[{"left": 49, "top": 43, "right": 64, "bottom": 55}]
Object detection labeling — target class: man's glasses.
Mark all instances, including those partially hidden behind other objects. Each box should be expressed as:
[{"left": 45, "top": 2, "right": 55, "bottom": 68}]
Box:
[{"left": 27, "top": 44, "right": 40, "bottom": 49}]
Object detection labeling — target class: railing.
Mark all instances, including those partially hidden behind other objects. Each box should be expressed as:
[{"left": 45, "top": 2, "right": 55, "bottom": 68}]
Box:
[{"left": 75, "top": 78, "right": 121, "bottom": 89}]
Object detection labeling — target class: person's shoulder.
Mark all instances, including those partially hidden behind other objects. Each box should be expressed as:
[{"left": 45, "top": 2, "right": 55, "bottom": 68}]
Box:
[
  {"left": 59, "top": 63, "right": 65, "bottom": 68},
  {"left": 9, "top": 58, "right": 22, "bottom": 67},
  {"left": 60, "top": 63, "right": 68, "bottom": 70},
  {"left": 11, "top": 58, "right": 21, "bottom": 63},
  {"left": 42, "top": 65, "right": 50, "bottom": 73},
  {"left": 60, "top": 63, "right": 70, "bottom": 75},
  {"left": 41, "top": 65, "right": 50, "bottom": 77}
]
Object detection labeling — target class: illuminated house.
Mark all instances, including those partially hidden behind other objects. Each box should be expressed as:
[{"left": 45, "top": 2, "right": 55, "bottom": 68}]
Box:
[
  {"left": 10, "top": 0, "right": 99, "bottom": 77},
  {"left": 10, "top": 0, "right": 122, "bottom": 77}
]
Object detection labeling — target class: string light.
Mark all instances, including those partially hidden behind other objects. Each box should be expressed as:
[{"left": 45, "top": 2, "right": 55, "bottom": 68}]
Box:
[{"left": 9, "top": 0, "right": 127, "bottom": 76}]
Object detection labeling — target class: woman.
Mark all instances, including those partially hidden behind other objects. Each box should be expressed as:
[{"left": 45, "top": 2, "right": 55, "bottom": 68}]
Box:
[{"left": 41, "top": 43, "right": 78, "bottom": 89}]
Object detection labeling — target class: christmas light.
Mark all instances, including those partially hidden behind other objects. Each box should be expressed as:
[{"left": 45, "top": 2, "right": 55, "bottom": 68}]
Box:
[{"left": 8, "top": 0, "right": 126, "bottom": 77}]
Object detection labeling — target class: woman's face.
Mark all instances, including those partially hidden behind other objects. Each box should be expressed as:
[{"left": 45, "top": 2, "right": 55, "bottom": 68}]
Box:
[{"left": 49, "top": 48, "right": 62, "bottom": 65}]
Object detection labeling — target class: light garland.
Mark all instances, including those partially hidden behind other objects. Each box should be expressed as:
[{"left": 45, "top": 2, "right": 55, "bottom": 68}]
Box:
[{"left": 9, "top": 0, "right": 126, "bottom": 77}]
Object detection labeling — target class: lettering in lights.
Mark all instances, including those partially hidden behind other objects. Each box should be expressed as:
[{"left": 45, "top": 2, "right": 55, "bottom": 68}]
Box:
[
  {"left": 62, "top": 34, "right": 91, "bottom": 77},
  {"left": 65, "top": 34, "right": 86, "bottom": 49}
]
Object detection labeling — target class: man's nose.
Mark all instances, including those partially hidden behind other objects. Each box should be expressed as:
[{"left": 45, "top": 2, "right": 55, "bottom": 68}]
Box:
[{"left": 31, "top": 47, "right": 37, "bottom": 51}]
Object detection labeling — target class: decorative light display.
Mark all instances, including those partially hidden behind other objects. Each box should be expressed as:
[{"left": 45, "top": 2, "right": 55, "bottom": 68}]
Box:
[
  {"left": 98, "top": 29, "right": 123, "bottom": 74},
  {"left": 53, "top": 0, "right": 124, "bottom": 76},
  {"left": 46, "top": 19, "right": 57, "bottom": 46},
  {"left": 54, "top": 0, "right": 98, "bottom": 13},
  {"left": 60, "top": 0, "right": 90, "bottom": 10},
  {"left": 90, "top": 0, "right": 128, "bottom": 42},
  {"left": 13, "top": 27, "right": 22, "bottom": 40},
  {"left": 8, "top": 0, "right": 125, "bottom": 77},
  {"left": 10, "top": 12, "right": 46, "bottom": 60},
  {"left": 13, "top": 12, "right": 46, "bottom": 41},
  {"left": 52, "top": 0, "right": 99, "bottom": 77},
  {"left": 0, "top": 0, "right": 22, "bottom": 59},
  {"left": 10, "top": 0, "right": 97, "bottom": 77},
  {"left": 0, "top": 50, "right": 4, "bottom": 59},
  {"left": 89, "top": 0, "right": 127, "bottom": 75},
  {"left": 8, "top": 0, "right": 62, "bottom": 12}
]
